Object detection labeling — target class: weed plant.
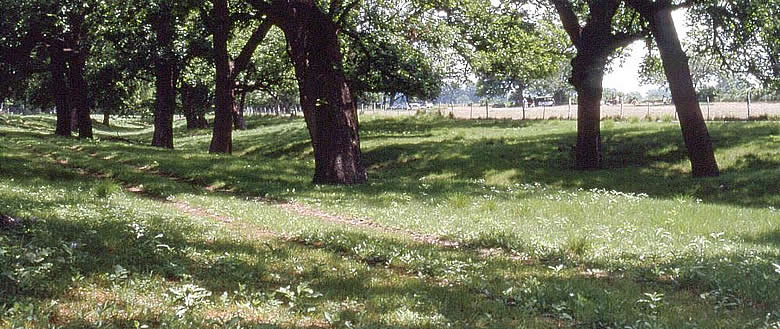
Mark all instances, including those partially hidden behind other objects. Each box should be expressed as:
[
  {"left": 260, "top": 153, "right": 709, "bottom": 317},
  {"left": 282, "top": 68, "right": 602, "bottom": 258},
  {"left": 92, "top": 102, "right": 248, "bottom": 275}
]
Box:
[{"left": 0, "top": 114, "right": 778, "bottom": 328}]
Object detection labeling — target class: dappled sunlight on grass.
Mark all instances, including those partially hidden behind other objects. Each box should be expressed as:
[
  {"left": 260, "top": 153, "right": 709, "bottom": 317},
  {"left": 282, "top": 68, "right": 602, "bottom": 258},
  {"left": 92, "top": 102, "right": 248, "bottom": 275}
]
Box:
[{"left": 1, "top": 114, "right": 778, "bottom": 328}]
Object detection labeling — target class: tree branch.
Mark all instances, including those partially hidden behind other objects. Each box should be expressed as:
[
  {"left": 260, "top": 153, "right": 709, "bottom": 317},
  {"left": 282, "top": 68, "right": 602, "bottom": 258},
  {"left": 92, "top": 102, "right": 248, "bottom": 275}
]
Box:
[
  {"left": 609, "top": 31, "right": 643, "bottom": 50},
  {"left": 549, "top": 0, "right": 582, "bottom": 47},
  {"left": 336, "top": 0, "right": 362, "bottom": 28},
  {"left": 231, "top": 18, "right": 274, "bottom": 80}
]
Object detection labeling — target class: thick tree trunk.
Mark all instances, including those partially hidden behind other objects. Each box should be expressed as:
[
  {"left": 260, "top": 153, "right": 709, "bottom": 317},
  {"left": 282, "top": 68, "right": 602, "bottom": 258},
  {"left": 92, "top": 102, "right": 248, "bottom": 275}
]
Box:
[
  {"left": 649, "top": 8, "right": 719, "bottom": 177},
  {"left": 68, "top": 51, "right": 92, "bottom": 139},
  {"left": 208, "top": 0, "right": 234, "bottom": 153},
  {"left": 63, "top": 14, "right": 92, "bottom": 139},
  {"left": 51, "top": 48, "right": 72, "bottom": 136},
  {"left": 70, "top": 105, "right": 79, "bottom": 132},
  {"left": 274, "top": 0, "right": 367, "bottom": 184},
  {"left": 151, "top": 4, "right": 176, "bottom": 149},
  {"left": 570, "top": 53, "right": 608, "bottom": 170}
]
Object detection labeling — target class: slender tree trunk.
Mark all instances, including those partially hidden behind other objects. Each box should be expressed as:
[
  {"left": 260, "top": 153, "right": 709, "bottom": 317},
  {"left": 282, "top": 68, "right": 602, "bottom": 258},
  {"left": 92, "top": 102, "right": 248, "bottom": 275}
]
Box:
[
  {"left": 570, "top": 53, "right": 608, "bottom": 170},
  {"left": 208, "top": 0, "right": 234, "bottom": 153},
  {"left": 151, "top": 4, "right": 176, "bottom": 149},
  {"left": 232, "top": 107, "right": 245, "bottom": 130},
  {"left": 183, "top": 93, "right": 198, "bottom": 129},
  {"left": 68, "top": 50, "right": 92, "bottom": 139},
  {"left": 102, "top": 112, "right": 110, "bottom": 126},
  {"left": 274, "top": 0, "right": 367, "bottom": 184},
  {"left": 518, "top": 86, "right": 526, "bottom": 120},
  {"left": 234, "top": 90, "right": 247, "bottom": 130},
  {"left": 649, "top": 8, "right": 719, "bottom": 177},
  {"left": 51, "top": 47, "right": 72, "bottom": 136},
  {"left": 181, "top": 83, "right": 209, "bottom": 129}
]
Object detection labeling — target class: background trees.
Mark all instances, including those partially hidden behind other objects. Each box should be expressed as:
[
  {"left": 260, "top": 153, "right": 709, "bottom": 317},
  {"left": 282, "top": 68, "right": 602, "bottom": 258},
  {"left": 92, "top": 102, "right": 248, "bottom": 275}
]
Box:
[
  {"left": 1, "top": 0, "right": 776, "bottom": 183},
  {"left": 690, "top": 0, "right": 779, "bottom": 91}
]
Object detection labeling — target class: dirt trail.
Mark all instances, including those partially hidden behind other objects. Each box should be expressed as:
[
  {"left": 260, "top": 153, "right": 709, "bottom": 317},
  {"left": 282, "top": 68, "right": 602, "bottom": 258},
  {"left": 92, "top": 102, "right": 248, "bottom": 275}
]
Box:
[
  {"left": 47, "top": 149, "right": 458, "bottom": 247},
  {"left": 274, "top": 201, "right": 459, "bottom": 247}
]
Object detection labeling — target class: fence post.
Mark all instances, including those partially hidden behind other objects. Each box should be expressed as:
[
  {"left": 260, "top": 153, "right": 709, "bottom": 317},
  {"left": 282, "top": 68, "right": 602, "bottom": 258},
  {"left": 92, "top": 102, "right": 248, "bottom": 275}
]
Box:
[
  {"left": 485, "top": 101, "right": 489, "bottom": 119},
  {"left": 470, "top": 103, "right": 473, "bottom": 119},
  {"left": 646, "top": 101, "right": 650, "bottom": 119},
  {"left": 619, "top": 96, "right": 623, "bottom": 119},
  {"left": 523, "top": 103, "right": 526, "bottom": 120},
  {"left": 567, "top": 97, "right": 571, "bottom": 120},
  {"left": 747, "top": 89, "right": 751, "bottom": 119},
  {"left": 706, "top": 96, "right": 711, "bottom": 121}
]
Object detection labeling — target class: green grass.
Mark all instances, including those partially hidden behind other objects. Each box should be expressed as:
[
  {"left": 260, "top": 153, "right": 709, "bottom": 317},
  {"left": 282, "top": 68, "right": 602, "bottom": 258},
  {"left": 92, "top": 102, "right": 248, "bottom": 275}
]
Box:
[{"left": 1, "top": 113, "right": 778, "bottom": 328}]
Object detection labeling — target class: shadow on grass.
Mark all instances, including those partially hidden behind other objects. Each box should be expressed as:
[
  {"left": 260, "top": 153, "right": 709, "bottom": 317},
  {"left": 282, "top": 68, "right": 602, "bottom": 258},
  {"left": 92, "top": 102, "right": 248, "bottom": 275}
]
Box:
[
  {"left": 4, "top": 204, "right": 773, "bottom": 328},
  {"left": 3, "top": 115, "right": 777, "bottom": 328},
  {"left": 3, "top": 115, "right": 778, "bottom": 209},
  {"left": 742, "top": 229, "right": 780, "bottom": 248}
]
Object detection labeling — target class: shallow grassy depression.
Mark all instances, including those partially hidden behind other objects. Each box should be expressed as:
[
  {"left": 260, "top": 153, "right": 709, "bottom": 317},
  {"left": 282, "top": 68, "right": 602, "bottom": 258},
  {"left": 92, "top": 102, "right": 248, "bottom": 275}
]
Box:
[{"left": 1, "top": 113, "right": 778, "bottom": 328}]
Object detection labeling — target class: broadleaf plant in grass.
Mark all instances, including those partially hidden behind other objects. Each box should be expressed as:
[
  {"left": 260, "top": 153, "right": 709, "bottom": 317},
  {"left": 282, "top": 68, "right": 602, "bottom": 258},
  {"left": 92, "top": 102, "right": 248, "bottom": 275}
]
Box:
[{"left": 0, "top": 115, "right": 779, "bottom": 328}]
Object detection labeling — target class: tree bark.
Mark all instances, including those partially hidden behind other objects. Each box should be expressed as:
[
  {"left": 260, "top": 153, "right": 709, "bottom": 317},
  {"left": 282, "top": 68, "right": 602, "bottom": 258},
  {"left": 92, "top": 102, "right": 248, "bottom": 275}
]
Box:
[
  {"left": 68, "top": 50, "right": 92, "bottom": 139},
  {"left": 151, "top": 4, "right": 176, "bottom": 149},
  {"left": 273, "top": 0, "right": 367, "bottom": 184},
  {"left": 102, "top": 112, "right": 110, "bottom": 126},
  {"left": 648, "top": 7, "right": 719, "bottom": 177},
  {"left": 70, "top": 104, "right": 79, "bottom": 132},
  {"left": 51, "top": 46, "right": 72, "bottom": 137},
  {"left": 64, "top": 14, "right": 92, "bottom": 139},
  {"left": 207, "top": 8, "right": 272, "bottom": 151},
  {"left": 551, "top": 0, "right": 637, "bottom": 171},
  {"left": 570, "top": 53, "right": 608, "bottom": 170},
  {"left": 208, "top": 0, "right": 234, "bottom": 154}
]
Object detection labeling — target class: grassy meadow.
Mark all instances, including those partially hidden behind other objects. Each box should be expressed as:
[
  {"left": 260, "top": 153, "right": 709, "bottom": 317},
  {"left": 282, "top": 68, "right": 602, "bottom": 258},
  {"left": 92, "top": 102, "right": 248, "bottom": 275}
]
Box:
[{"left": 0, "top": 113, "right": 778, "bottom": 328}]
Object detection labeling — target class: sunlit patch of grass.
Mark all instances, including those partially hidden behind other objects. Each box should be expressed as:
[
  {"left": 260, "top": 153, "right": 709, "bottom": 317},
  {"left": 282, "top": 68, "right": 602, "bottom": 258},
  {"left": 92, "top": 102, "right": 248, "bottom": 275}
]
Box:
[
  {"left": 447, "top": 192, "right": 470, "bottom": 209},
  {"left": 1, "top": 114, "right": 779, "bottom": 328}
]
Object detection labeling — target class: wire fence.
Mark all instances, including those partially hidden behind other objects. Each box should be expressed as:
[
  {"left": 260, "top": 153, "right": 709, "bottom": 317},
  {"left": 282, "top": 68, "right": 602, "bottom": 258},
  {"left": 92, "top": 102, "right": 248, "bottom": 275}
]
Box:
[
  {"left": 1, "top": 101, "right": 777, "bottom": 122},
  {"left": 363, "top": 101, "right": 780, "bottom": 121}
]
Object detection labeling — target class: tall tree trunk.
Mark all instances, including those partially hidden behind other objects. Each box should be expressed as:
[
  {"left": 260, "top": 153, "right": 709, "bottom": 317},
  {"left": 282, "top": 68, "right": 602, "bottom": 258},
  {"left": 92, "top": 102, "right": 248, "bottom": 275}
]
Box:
[
  {"left": 274, "top": 0, "right": 367, "bottom": 184},
  {"left": 68, "top": 50, "right": 92, "bottom": 139},
  {"left": 649, "top": 8, "right": 719, "bottom": 177},
  {"left": 64, "top": 14, "right": 92, "bottom": 139},
  {"left": 208, "top": 0, "right": 234, "bottom": 154},
  {"left": 570, "top": 53, "right": 608, "bottom": 170},
  {"left": 151, "top": 4, "right": 176, "bottom": 149},
  {"left": 51, "top": 47, "right": 72, "bottom": 137}
]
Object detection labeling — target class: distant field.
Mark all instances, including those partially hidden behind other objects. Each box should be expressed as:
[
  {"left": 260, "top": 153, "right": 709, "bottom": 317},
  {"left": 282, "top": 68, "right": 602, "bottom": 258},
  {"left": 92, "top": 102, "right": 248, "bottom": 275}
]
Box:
[{"left": 365, "top": 102, "right": 780, "bottom": 120}]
